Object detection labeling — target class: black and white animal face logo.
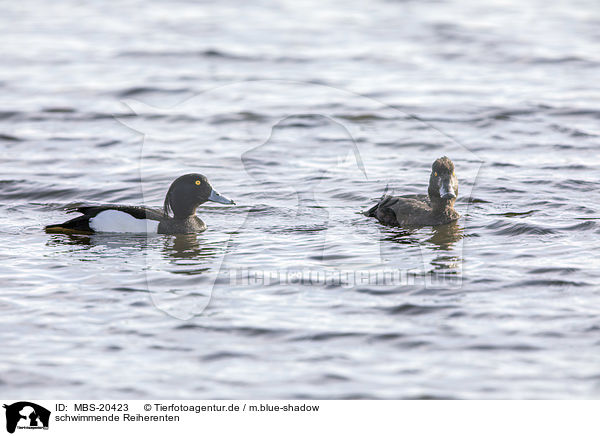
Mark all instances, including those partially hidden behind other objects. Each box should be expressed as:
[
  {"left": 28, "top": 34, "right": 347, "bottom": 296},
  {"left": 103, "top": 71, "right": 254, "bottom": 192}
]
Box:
[
  {"left": 3, "top": 402, "right": 50, "bottom": 434},
  {"left": 16, "top": 407, "right": 35, "bottom": 428}
]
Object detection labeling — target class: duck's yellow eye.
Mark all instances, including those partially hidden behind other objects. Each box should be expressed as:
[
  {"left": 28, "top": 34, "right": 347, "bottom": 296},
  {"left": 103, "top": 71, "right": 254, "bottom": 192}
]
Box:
[
  {"left": 195, "top": 180, "right": 201, "bottom": 185},
  {"left": 434, "top": 172, "right": 438, "bottom": 177}
]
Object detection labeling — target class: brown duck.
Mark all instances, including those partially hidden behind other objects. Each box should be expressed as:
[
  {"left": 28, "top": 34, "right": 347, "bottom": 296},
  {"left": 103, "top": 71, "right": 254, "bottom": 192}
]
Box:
[{"left": 365, "top": 156, "right": 460, "bottom": 227}]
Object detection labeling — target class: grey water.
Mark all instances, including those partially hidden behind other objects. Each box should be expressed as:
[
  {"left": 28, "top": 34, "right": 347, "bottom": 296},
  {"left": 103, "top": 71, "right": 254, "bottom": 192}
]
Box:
[{"left": 1, "top": 0, "right": 599, "bottom": 399}]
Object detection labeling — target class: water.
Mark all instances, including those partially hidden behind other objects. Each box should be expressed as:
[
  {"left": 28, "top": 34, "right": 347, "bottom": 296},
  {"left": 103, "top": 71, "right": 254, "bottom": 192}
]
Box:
[{"left": 1, "top": 0, "right": 599, "bottom": 399}]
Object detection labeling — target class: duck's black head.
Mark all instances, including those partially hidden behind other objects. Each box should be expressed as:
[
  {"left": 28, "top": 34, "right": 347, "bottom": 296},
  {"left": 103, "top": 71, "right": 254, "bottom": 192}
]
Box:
[
  {"left": 163, "top": 173, "right": 235, "bottom": 219},
  {"left": 428, "top": 157, "right": 458, "bottom": 210}
]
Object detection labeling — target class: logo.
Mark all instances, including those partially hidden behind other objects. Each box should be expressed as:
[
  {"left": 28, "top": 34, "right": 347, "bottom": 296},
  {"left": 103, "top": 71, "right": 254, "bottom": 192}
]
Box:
[{"left": 3, "top": 402, "right": 50, "bottom": 434}]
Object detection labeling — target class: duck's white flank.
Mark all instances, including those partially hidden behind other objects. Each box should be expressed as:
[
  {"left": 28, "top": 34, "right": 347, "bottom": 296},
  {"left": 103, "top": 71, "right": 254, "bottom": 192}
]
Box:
[{"left": 89, "top": 210, "right": 159, "bottom": 233}]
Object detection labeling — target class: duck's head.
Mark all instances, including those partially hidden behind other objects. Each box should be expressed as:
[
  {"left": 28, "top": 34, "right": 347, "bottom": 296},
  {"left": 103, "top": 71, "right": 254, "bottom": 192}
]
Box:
[
  {"left": 428, "top": 157, "right": 458, "bottom": 209},
  {"left": 164, "top": 173, "right": 235, "bottom": 218}
]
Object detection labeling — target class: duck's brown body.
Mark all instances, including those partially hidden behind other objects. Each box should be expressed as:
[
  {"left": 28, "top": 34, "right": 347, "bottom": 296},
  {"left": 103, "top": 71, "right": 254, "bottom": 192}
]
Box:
[
  {"left": 365, "top": 157, "right": 460, "bottom": 228},
  {"left": 365, "top": 194, "right": 460, "bottom": 227}
]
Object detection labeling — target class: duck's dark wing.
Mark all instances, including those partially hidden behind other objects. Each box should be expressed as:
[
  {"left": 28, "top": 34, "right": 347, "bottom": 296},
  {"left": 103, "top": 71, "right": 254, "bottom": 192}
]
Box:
[
  {"left": 67, "top": 204, "right": 166, "bottom": 221},
  {"left": 398, "top": 194, "right": 429, "bottom": 204},
  {"left": 46, "top": 205, "right": 166, "bottom": 234},
  {"left": 364, "top": 195, "right": 431, "bottom": 226}
]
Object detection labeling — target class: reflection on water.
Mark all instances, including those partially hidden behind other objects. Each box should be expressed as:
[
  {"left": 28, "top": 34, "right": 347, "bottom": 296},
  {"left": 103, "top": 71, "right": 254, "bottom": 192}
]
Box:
[
  {"left": 163, "top": 234, "right": 220, "bottom": 260},
  {"left": 46, "top": 233, "right": 93, "bottom": 247},
  {"left": 427, "top": 222, "right": 464, "bottom": 250},
  {"left": 161, "top": 234, "right": 224, "bottom": 277},
  {"left": 46, "top": 233, "right": 151, "bottom": 248},
  {"left": 378, "top": 221, "right": 464, "bottom": 278},
  {"left": 380, "top": 228, "right": 422, "bottom": 246},
  {"left": 426, "top": 223, "right": 463, "bottom": 279},
  {"left": 46, "top": 232, "right": 224, "bottom": 262},
  {"left": 378, "top": 221, "right": 463, "bottom": 250}
]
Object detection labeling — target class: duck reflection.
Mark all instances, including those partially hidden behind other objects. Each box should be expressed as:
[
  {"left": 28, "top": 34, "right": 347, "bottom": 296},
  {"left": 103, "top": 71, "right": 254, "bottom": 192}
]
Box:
[
  {"left": 425, "top": 222, "right": 464, "bottom": 280},
  {"left": 380, "top": 228, "right": 421, "bottom": 246},
  {"left": 379, "top": 221, "right": 463, "bottom": 249},
  {"left": 378, "top": 222, "right": 464, "bottom": 280},
  {"left": 45, "top": 233, "right": 149, "bottom": 250},
  {"left": 46, "top": 233, "right": 93, "bottom": 247},
  {"left": 160, "top": 234, "right": 224, "bottom": 277},
  {"left": 45, "top": 232, "right": 222, "bottom": 272},
  {"left": 162, "top": 234, "right": 221, "bottom": 260},
  {"left": 426, "top": 221, "right": 464, "bottom": 250}
]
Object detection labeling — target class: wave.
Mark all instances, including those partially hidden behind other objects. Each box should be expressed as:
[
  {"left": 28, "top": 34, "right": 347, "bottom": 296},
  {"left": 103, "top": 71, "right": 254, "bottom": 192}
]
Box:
[{"left": 486, "top": 220, "right": 556, "bottom": 236}]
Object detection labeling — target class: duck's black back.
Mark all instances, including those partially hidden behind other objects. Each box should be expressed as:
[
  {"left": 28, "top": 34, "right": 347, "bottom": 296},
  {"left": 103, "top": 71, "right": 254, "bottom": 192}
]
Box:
[{"left": 45, "top": 205, "right": 166, "bottom": 234}]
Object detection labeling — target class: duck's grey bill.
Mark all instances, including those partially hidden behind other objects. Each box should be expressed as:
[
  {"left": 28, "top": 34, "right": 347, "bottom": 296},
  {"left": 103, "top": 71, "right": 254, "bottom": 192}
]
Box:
[
  {"left": 208, "top": 189, "right": 235, "bottom": 205},
  {"left": 439, "top": 184, "right": 456, "bottom": 200}
]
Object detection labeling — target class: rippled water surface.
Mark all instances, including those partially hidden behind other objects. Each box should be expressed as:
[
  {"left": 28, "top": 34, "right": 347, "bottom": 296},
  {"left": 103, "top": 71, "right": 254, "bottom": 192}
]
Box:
[{"left": 1, "top": 0, "right": 600, "bottom": 399}]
